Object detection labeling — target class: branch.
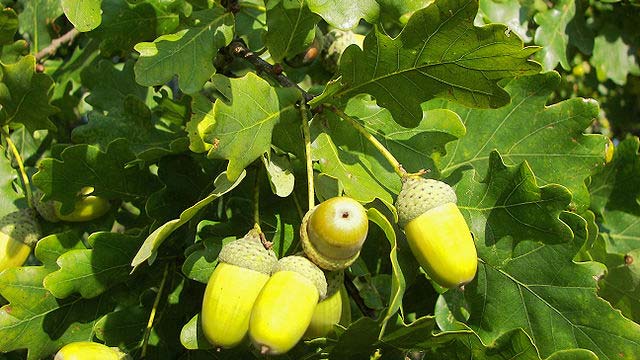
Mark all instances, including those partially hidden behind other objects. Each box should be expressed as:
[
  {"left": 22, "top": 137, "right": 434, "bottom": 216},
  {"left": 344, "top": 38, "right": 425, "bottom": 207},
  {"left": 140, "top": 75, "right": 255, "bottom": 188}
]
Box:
[
  {"left": 35, "top": 28, "right": 80, "bottom": 62},
  {"left": 226, "top": 40, "right": 314, "bottom": 102}
]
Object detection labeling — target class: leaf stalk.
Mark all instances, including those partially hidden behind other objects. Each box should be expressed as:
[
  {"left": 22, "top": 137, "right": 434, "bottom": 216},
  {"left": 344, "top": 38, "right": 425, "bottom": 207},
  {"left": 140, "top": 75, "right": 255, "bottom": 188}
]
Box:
[{"left": 1, "top": 127, "right": 33, "bottom": 208}]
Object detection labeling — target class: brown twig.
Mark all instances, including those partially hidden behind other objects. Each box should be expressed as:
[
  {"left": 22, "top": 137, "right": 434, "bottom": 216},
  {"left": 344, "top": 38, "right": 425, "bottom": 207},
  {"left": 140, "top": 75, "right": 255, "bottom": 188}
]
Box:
[
  {"left": 226, "top": 40, "right": 314, "bottom": 102},
  {"left": 35, "top": 28, "right": 80, "bottom": 62}
]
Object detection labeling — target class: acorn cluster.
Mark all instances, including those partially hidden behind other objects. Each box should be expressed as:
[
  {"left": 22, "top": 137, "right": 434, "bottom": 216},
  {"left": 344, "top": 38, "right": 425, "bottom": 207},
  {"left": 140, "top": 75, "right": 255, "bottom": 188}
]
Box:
[{"left": 200, "top": 197, "right": 367, "bottom": 355}]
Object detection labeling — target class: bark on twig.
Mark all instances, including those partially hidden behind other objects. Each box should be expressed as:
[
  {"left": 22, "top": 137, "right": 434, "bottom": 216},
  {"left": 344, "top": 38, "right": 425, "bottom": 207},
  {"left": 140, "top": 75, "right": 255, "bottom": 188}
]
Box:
[{"left": 35, "top": 28, "right": 80, "bottom": 62}]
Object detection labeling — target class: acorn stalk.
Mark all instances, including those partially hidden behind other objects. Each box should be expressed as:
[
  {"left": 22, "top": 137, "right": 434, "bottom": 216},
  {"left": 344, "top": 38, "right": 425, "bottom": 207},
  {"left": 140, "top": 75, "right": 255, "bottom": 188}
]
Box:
[
  {"left": 201, "top": 229, "right": 277, "bottom": 348},
  {"left": 249, "top": 255, "right": 327, "bottom": 355},
  {"left": 395, "top": 177, "right": 477, "bottom": 289}
]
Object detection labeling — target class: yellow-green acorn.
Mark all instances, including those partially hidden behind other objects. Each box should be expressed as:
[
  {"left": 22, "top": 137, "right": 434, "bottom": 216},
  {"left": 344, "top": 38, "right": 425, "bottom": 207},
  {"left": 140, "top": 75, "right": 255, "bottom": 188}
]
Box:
[
  {"left": 54, "top": 341, "right": 129, "bottom": 360},
  {"left": 249, "top": 255, "right": 327, "bottom": 355},
  {"left": 304, "top": 270, "right": 351, "bottom": 339},
  {"left": 0, "top": 209, "right": 40, "bottom": 271},
  {"left": 395, "top": 177, "right": 477, "bottom": 289},
  {"left": 301, "top": 197, "right": 369, "bottom": 270},
  {"left": 34, "top": 187, "right": 110, "bottom": 223},
  {"left": 201, "top": 229, "right": 277, "bottom": 349}
]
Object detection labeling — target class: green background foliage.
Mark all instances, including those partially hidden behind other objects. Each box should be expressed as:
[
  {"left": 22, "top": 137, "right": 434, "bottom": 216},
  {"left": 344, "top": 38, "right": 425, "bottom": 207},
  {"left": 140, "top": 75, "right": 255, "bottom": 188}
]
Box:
[{"left": 0, "top": 0, "right": 637, "bottom": 358}]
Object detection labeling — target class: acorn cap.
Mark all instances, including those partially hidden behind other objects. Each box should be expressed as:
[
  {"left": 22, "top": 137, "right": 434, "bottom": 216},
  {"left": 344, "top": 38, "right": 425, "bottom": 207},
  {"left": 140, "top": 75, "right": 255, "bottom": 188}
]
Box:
[
  {"left": 395, "top": 177, "right": 457, "bottom": 227},
  {"left": 324, "top": 270, "right": 344, "bottom": 298},
  {"left": 32, "top": 190, "right": 60, "bottom": 223},
  {"left": 0, "top": 208, "right": 40, "bottom": 246},
  {"left": 273, "top": 255, "right": 327, "bottom": 299},
  {"left": 218, "top": 229, "right": 277, "bottom": 274}
]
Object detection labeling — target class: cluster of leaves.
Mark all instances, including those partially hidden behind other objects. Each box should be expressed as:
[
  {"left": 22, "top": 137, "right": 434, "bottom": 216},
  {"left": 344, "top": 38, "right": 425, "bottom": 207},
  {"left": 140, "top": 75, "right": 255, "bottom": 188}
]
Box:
[{"left": 0, "top": 0, "right": 637, "bottom": 359}]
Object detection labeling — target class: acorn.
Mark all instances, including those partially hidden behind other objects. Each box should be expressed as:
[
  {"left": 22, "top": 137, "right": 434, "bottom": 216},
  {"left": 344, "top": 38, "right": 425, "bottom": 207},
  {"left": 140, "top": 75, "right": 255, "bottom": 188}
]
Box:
[
  {"left": 0, "top": 208, "right": 40, "bottom": 271},
  {"left": 395, "top": 177, "right": 477, "bottom": 289},
  {"left": 34, "top": 187, "right": 110, "bottom": 222},
  {"left": 201, "top": 229, "right": 277, "bottom": 348},
  {"left": 249, "top": 255, "right": 327, "bottom": 355},
  {"left": 304, "top": 270, "right": 351, "bottom": 339},
  {"left": 54, "top": 342, "right": 129, "bottom": 360},
  {"left": 301, "top": 197, "right": 369, "bottom": 271}
]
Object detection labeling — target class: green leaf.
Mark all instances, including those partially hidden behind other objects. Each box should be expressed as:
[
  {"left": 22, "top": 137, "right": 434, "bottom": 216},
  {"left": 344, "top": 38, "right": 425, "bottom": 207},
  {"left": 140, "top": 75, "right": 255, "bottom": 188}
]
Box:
[
  {"left": 0, "top": 56, "right": 59, "bottom": 132},
  {"left": 187, "top": 94, "right": 216, "bottom": 153},
  {"left": 90, "top": 0, "right": 181, "bottom": 57},
  {"left": 598, "top": 248, "right": 640, "bottom": 323},
  {"left": 589, "top": 137, "right": 640, "bottom": 217},
  {"left": 182, "top": 236, "right": 234, "bottom": 284},
  {"left": 180, "top": 313, "right": 213, "bottom": 350},
  {"left": 591, "top": 25, "right": 640, "bottom": 85},
  {"left": 333, "top": 0, "right": 541, "bottom": 127},
  {"left": 131, "top": 171, "right": 245, "bottom": 269},
  {"left": 62, "top": 0, "right": 102, "bottom": 32},
  {"left": 34, "top": 231, "right": 85, "bottom": 269},
  {"left": 134, "top": 6, "right": 234, "bottom": 94},
  {"left": 71, "top": 97, "right": 189, "bottom": 162},
  {"left": 0, "top": 154, "right": 21, "bottom": 217},
  {"left": 146, "top": 155, "right": 218, "bottom": 227},
  {"left": 80, "top": 60, "right": 148, "bottom": 112},
  {"left": 450, "top": 154, "right": 640, "bottom": 358},
  {"left": 236, "top": 0, "right": 267, "bottom": 50},
  {"left": 265, "top": 0, "right": 319, "bottom": 62},
  {"left": 311, "top": 95, "right": 464, "bottom": 207},
  {"left": 262, "top": 153, "right": 294, "bottom": 197},
  {"left": 203, "top": 73, "right": 300, "bottom": 181},
  {"left": 429, "top": 72, "right": 607, "bottom": 212},
  {"left": 0, "top": 8, "right": 18, "bottom": 45},
  {"left": 32, "top": 139, "right": 161, "bottom": 213},
  {"left": 478, "top": 0, "right": 531, "bottom": 42},
  {"left": 307, "top": 0, "right": 379, "bottom": 30},
  {"left": 367, "top": 208, "right": 404, "bottom": 337},
  {"left": 43, "top": 232, "right": 145, "bottom": 299},
  {"left": 0, "top": 266, "right": 114, "bottom": 360},
  {"left": 17, "top": 0, "right": 63, "bottom": 53},
  {"left": 533, "top": 0, "right": 574, "bottom": 71}
]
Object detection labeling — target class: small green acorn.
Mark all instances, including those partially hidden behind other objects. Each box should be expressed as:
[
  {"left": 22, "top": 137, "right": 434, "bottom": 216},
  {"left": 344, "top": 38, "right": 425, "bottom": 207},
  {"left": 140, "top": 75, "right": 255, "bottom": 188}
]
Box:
[
  {"left": 34, "top": 187, "right": 110, "bottom": 222},
  {"left": 395, "top": 177, "right": 477, "bottom": 289},
  {"left": 304, "top": 270, "right": 351, "bottom": 339},
  {"left": 249, "top": 255, "right": 327, "bottom": 355},
  {"left": 301, "top": 197, "right": 369, "bottom": 270},
  {"left": 0, "top": 208, "right": 40, "bottom": 271},
  {"left": 54, "top": 341, "right": 129, "bottom": 360},
  {"left": 201, "top": 229, "right": 277, "bottom": 349}
]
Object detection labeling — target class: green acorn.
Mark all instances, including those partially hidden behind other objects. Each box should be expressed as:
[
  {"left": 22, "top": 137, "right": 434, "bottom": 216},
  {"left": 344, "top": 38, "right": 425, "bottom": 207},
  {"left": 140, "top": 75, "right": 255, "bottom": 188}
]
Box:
[
  {"left": 395, "top": 177, "right": 477, "bottom": 289},
  {"left": 34, "top": 187, "right": 110, "bottom": 222},
  {"left": 54, "top": 342, "right": 130, "bottom": 360},
  {"left": 0, "top": 208, "right": 40, "bottom": 271},
  {"left": 301, "top": 197, "right": 369, "bottom": 271},
  {"left": 304, "top": 270, "right": 351, "bottom": 339},
  {"left": 201, "top": 229, "right": 277, "bottom": 348},
  {"left": 249, "top": 255, "right": 327, "bottom": 355}
]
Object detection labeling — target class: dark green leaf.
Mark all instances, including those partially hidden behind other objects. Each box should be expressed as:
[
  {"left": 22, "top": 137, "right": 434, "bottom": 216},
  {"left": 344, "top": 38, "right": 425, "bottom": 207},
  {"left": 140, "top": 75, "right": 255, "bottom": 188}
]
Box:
[
  {"left": 17, "top": 0, "right": 62, "bottom": 53},
  {"left": 429, "top": 72, "right": 607, "bottom": 212},
  {"left": 265, "top": 0, "right": 319, "bottom": 62},
  {"left": 0, "top": 8, "right": 18, "bottom": 45},
  {"left": 332, "top": 0, "right": 540, "bottom": 127},
  {"left": 0, "top": 56, "right": 59, "bottom": 132},
  {"left": 32, "top": 139, "right": 162, "bottom": 213}
]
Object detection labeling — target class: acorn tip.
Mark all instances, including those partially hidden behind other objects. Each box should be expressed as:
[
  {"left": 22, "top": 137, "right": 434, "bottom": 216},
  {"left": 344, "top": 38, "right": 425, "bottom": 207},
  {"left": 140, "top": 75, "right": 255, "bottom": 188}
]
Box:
[{"left": 260, "top": 345, "right": 271, "bottom": 355}]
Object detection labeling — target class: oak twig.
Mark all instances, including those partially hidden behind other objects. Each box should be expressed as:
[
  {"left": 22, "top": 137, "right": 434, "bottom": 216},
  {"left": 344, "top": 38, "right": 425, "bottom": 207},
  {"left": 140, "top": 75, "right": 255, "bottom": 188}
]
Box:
[
  {"left": 35, "top": 28, "right": 80, "bottom": 62},
  {"left": 226, "top": 40, "right": 314, "bottom": 102}
]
